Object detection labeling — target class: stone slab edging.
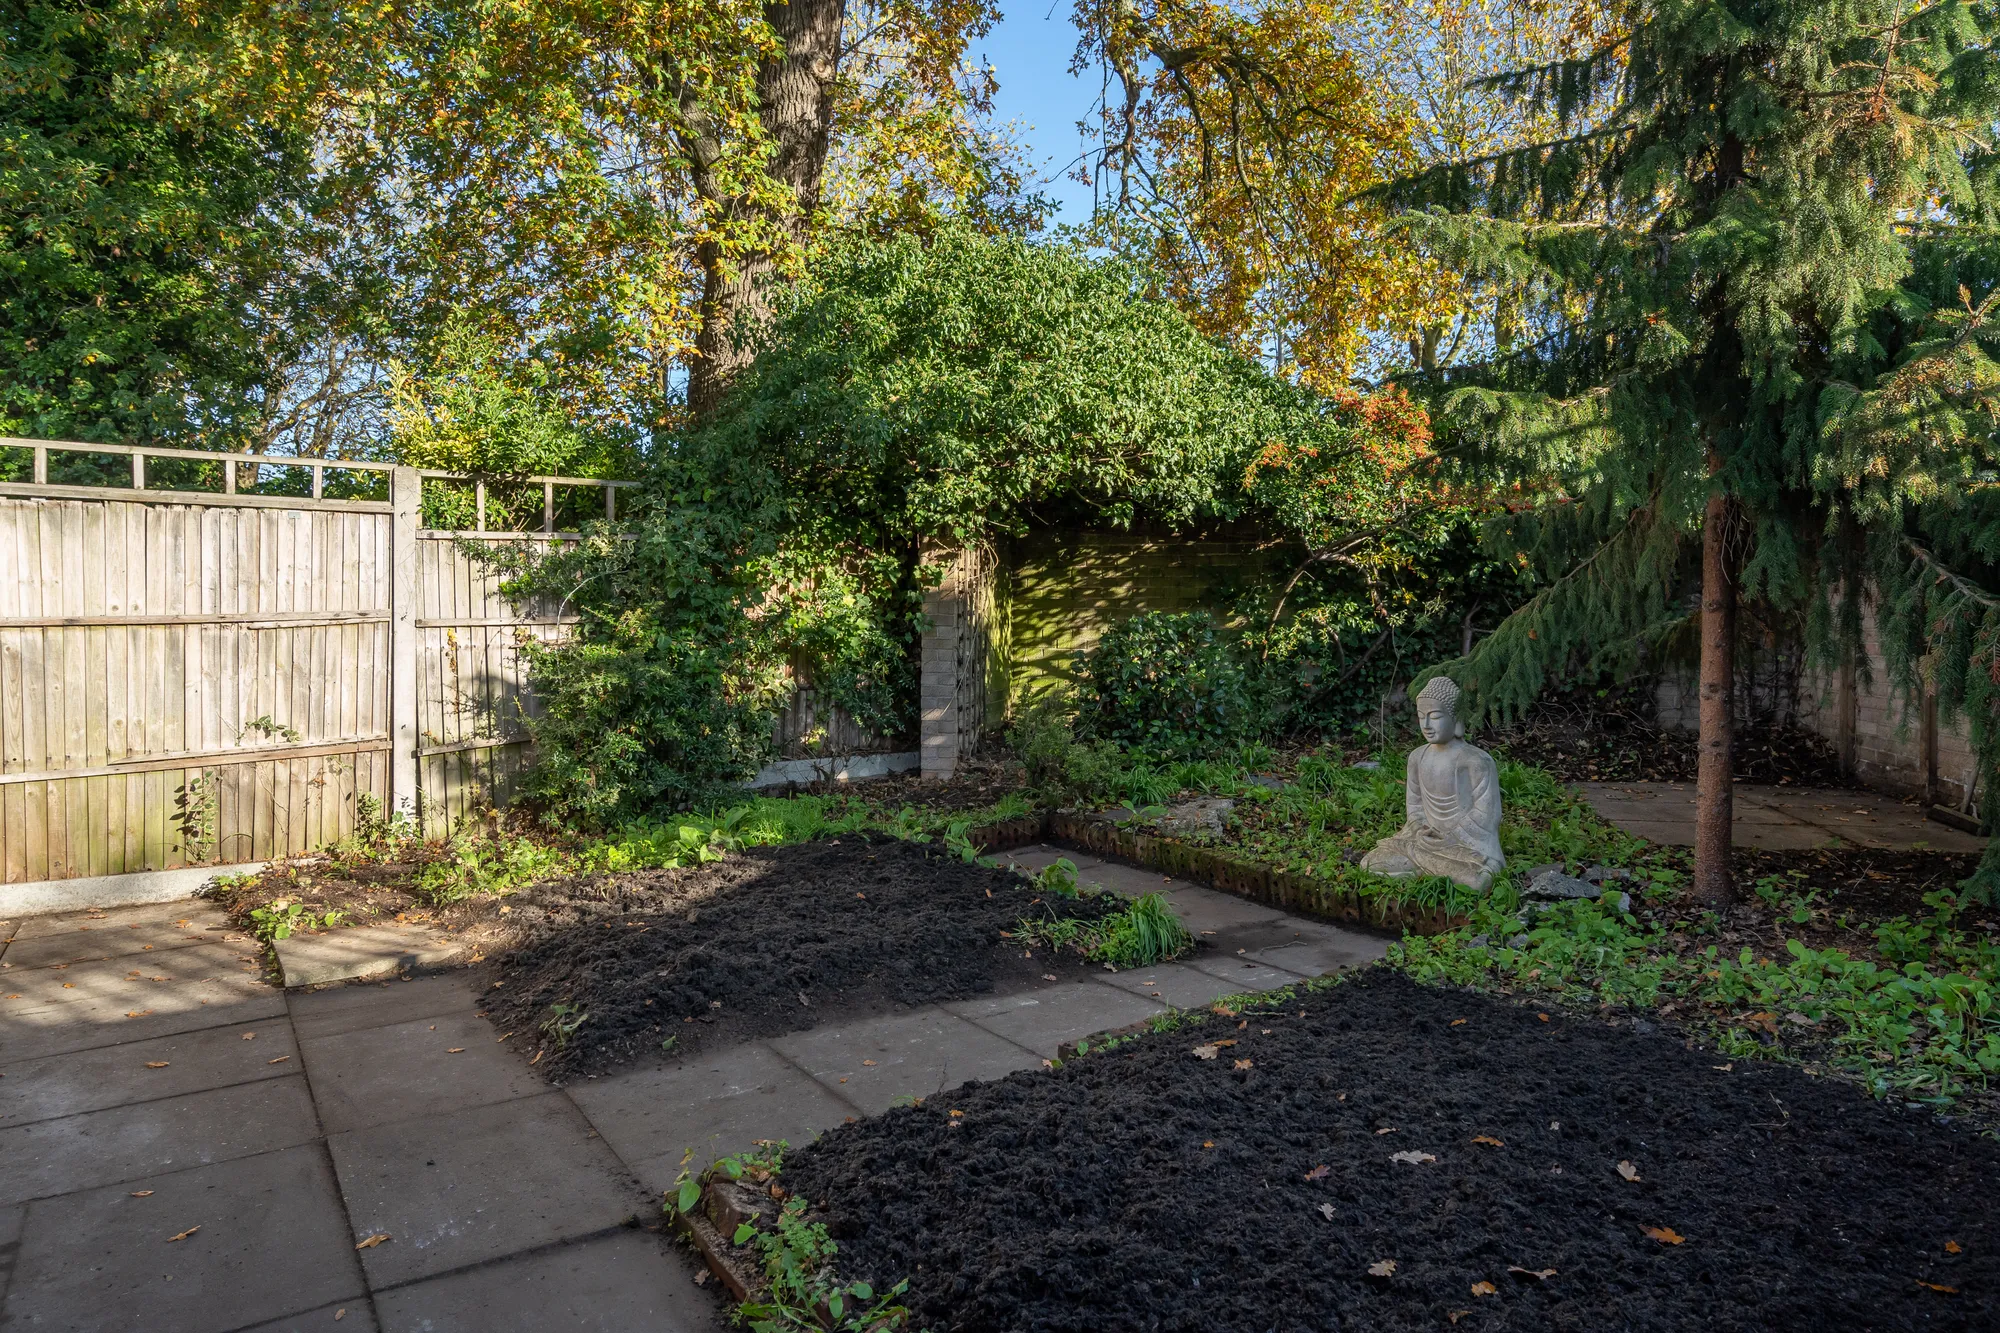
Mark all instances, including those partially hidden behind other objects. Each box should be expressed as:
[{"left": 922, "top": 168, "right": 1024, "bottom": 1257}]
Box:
[{"left": 960, "top": 811, "right": 1465, "bottom": 938}]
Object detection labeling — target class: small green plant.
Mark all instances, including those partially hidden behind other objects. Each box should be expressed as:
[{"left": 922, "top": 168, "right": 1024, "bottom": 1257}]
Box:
[
  {"left": 539, "top": 1001, "right": 589, "bottom": 1049},
  {"left": 1036, "top": 858, "right": 1081, "bottom": 898},
  {"left": 1017, "top": 892, "right": 1194, "bottom": 970},
  {"left": 239, "top": 714, "right": 303, "bottom": 744},
  {"left": 248, "top": 901, "right": 343, "bottom": 942},
  {"left": 175, "top": 770, "right": 219, "bottom": 864}
]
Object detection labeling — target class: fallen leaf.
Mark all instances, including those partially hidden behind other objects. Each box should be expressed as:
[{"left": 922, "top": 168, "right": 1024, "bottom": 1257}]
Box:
[
  {"left": 948, "top": 1109, "right": 964, "bottom": 1117},
  {"left": 1448, "top": 1310, "right": 1473, "bottom": 1324},
  {"left": 1192, "top": 1044, "right": 1220, "bottom": 1060},
  {"left": 1318, "top": 1203, "right": 1336, "bottom": 1220},
  {"left": 1233, "top": 1059, "right": 1253, "bottom": 1070},
  {"left": 355, "top": 1234, "right": 391, "bottom": 1249},
  {"left": 125, "top": 1010, "right": 151, "bottom": 1018},
  {"left": 61, "top": 983, "right": 73, "bottom": 988},
  {"left": 1472, "top": 1135, "right": 1505, "bottom": 1147},
  {"left": 497, "top": 1032, "right": 514, "bottom": 1042},
  {"left": 1743, "top": 1011, "right": 1779, "bottom": 1034},
  {"left": 1537, "top": 1013, "right": 1549, "bottom": 1022},
  {"left": 1390, "top": 1151, "right": 1437, "bottom": 1166},
  {"left": 1917, "top": 1281, "right": 1958, "bottom": 1294},
  {"left": 1367, "top": 1260, "right": 1396, "bottom": 1277},
  {"left": 861, "top": 1059, "right": 877, "bottom": 1067},
  {"left": 692, "top": 1269, "right": 710, "bottom": 1287},
  {"left": 1471, "top": 1281, "right": 1498, "bottom": 1296},
  {"left": 1617, "top": 1160, "right": 1642, "bottom": 1182},
  {"left": 1786, "top": 1011, "right": 1816, "bottom": 1026},
  {"left": 130, "top": 1190, "right": 153, "bottom": 1197},
  {"left": 530, "top": 1049, "right": 544, "bottom": 1065},
  {"left": 1946, "top": 1240, "right": 1963, "bottom": 1254},
  {"left": 167, "top": 1226, "right": 200, "bottom": 1242},
  {"left": 242, "top": 1033, "right": 255, "bottom": 1040},
  {"left": 1451, "top": 1019, "right": 1467, "bottom": 1027},
  {"left": 1642, "top": 1226, "right": 1685, "bottom": 1245},
  {"left": 446, "top": 1048, "right": 465, "bottom": 1054},
  {"left": 335, "top": 1311, "right": 345, "bottom": 1321},
  {"left": 1712, "top": 1063, "right": 1734, "bottom": 1072},
  {"left": 1041, "top": 974, "right": 1058, "bottom": 981},
  {"left": 1375, "top": 1127, "right": 1398, "bottom": 1135},
  {"left": 1304, "top": 1165, "right": 1330, "bottom": 1181},
  {"left": 1509, "top": 1266, "right": 1557, "bottom": 1280},
  {"left": 268, "top": 1056, "right": 289, "bottom": 1064},
  {"left": 145, "top": 1062, "right": 169, "bottom": 1069}
]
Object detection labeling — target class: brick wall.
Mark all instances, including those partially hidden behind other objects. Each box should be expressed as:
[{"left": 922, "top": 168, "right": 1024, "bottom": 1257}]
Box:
[
  {"left": 919, "top": 542, "right": 1006, "bottom": 779},
  {"left": 1002, "top": 527, "right": 1287, "bottom": 704}
]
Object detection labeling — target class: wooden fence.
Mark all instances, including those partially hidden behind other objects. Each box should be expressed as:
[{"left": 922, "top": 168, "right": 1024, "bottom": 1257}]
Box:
[{"left": 0, "top": 438, "right": 632, "bottom": 883}]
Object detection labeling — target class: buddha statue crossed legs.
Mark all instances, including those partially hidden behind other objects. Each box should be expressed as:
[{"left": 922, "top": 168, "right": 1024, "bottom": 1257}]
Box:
[{"left": 1360, "top": 676, "right": 1505, "bottom": 892}]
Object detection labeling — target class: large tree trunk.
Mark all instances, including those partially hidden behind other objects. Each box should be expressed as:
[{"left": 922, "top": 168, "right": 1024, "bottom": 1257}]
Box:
[
  {"left": 1692, "top": 486, "right": 1737, "bottom": 905},
  {"left": 686, "top": 0, "right": 844, "bottom": 421}
]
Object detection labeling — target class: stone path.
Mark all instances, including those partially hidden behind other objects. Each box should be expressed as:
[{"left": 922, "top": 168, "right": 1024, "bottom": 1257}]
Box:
[
  {"left": 0, "top": 849, "right": 1387, "bottom": 1332},
  {"left": 1575, "top": 781, "right": 1988, "bottom": 853}
]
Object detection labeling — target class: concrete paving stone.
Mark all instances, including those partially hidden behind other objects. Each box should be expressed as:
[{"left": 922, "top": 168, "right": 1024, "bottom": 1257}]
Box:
[
  {"left": 301, "top": 1010, "right": 544, "bottom": 1135},
  {"left": 1158, "top": 885, "right": 1288, "bottom": 934},
  {"left": 275, "top": 926, "right": 466, "bottom": 989},
  {"left": 287, "top": 975, "right": 481, "bottom": 1042},
  {"left": 5, "top": 900, "right": 232, "bottom": 943},
  {"left": 1184, "top": 955, "right": 1308, "bottom": 994},
  {"left": 237, "top": 1299, "right": 380, "bottom": 1332},
  {"left": 567, "top": 1042, "right": 856, "bottom": 1193},
  {"left": 993, "top": 845, "right": 1100, "bottom": 876},
  {"left": 1071, "top": 860, "right": 1185, "bottom": 899},
  {"left": 0, "top": 1075, "right": 320, "bottom": 1207},
  {"left": 1, "top": 1202, "right": 22, "bottom": 1310},
  {"left": 770, "top": 1006, "right": 1044, "bottom": 1116},
  {"left": 0, "top": 1018, "right": 297, "bottom": 1130},
  {"left": 372, "top": 1231, "right": 721, "bottom": 1333},
  {"left": 1094, "top": 962, "right": 1247, "bottom": 1011},
  {"left": 1, "top": 1144, "right": 365, "bottom": 1333},
  {"left": 329, "top": 1091, "right": 648, "bottom": 1288},
  {"left": 946, "top": 981, "right": 1165, "bottom": 1058},
  {"left": 1, "top": 911, "right": 237, "bottom": 971},
  {"left": 1251, "top": 931, "right": 1391, "bottom": 978},
  {"left": 0, "top": 943, "right": 283, "bottom": 1064}
]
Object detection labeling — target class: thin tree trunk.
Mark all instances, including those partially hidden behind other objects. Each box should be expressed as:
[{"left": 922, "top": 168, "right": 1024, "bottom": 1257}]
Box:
[
  {"left": 1692, "top": 486, "right": 1737, "bottom": 904},
  {"left": 686, "top": 0, "right": 844, "bottom": 420}
]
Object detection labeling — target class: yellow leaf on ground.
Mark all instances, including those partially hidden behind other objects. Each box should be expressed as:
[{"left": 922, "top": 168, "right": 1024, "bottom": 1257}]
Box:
[
  {"left": 167, "top": 1226, "right": 199, "bottom": 1242},
  {"left": 1472, "top": 1136, "right": 1504, "bottom": 1147},
  {"left": 1642, "top": 1226, "right": 1685, "bottom": 1244},
  {"left": 1233, "top": 1059, "right": 1253, "bottom": 1070},
  {"left": 861, "top": 1059, "right": 877, "bottom": 1067},
  {"left": 355, "top": 1234, "right": 391, "bottom": 1249},
  {"left": 1917, "top": 1281, "right": 1958, "bottom": 1294},
  {"left": 1367, "top": 1260, "right": 1396, "bottom": 1277},
  {"left": 1202, "top": 1141, "right": 1214, "bottom": 1149},
  {"left": 130, "top": 1191, "right": 153, "bottom": 1198},
  {"left": 145, "top": 1062, "right": 169, "bottom": 1069},
  {"left": 1946, "top": 1241, "right": 1963, "bottom": 1254},
  {"left": 268, "top": 1056, "right": 289, "bottom": 1064},
  {"left": 446, "top": 1048, "right": 465, "bottom": 1054},
  {"left": 1450, "top": 1019, "right": 1467, "bottom": 1027},
  {"left": 1471, "top": 1281, "right": 1498, "bottom": 1296}
]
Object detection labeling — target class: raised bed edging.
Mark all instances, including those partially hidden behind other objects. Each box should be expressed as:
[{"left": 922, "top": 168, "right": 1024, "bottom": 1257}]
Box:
[{"left": 961, "top": 811, "right": 1465, "bottom": 938}]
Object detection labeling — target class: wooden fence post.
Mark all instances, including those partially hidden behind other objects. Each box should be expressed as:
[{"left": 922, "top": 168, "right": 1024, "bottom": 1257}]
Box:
[{"left": 390, "top": 466, "right": 421, "bottom": 820}]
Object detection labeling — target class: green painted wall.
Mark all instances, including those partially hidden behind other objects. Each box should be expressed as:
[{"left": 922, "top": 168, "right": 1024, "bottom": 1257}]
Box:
[{"left": 1001, "top": 527, "right": 1287, "bottom": 707}]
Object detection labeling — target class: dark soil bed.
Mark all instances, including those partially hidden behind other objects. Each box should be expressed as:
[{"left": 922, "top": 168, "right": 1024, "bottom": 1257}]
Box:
[
  {"left": 786, "top": 969, "right": 1997, "bottom": 1332},
  {"left": 486, "top": 838, "right": 1126, "bottom": 1080},
  {"left": 1733, "top": 846, "right": 1992, "bottom": 925}
]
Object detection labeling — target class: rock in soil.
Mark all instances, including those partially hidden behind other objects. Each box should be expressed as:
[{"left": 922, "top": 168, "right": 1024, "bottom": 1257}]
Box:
[
  {"left": 785, "top": 970, "right": 1998, "bottom": 1332},
  {"left": 486, "top": 838, "right": 1123, "bottom": 1080}
]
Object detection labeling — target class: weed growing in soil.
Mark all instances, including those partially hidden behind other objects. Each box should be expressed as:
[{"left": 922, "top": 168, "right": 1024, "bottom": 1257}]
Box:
[{"left": 246, "top": 901, "right": 342, "bottom": 942}]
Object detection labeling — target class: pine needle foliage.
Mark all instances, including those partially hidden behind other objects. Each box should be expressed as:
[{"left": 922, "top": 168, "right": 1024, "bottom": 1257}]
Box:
[{"left": 1383, "top": 0, "right": 2000, "bottom": 896}]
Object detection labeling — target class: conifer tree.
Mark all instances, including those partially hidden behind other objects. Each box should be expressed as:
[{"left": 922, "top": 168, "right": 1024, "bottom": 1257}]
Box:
[{"left": 1389, "top": 0, "right": 2000, "bottom": 902}]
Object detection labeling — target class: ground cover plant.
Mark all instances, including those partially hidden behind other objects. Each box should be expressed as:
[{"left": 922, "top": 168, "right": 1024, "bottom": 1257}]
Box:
[
  {"left": 777, "top": 970, "right": 1996, "bottom": 1331},
  {"left": 482, "top": 837, "right": 1163, "bottom": 1080}
]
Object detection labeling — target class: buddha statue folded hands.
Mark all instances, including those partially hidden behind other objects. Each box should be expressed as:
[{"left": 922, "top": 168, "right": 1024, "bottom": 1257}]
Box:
[{"left": 1359, "top": 676, "right": 1506, "bottom": 892}]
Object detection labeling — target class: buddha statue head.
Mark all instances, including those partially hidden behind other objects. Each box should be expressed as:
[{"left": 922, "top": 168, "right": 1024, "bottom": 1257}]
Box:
[{"left": 1414, "top": 675, "right": 1466, "bottom": 745}]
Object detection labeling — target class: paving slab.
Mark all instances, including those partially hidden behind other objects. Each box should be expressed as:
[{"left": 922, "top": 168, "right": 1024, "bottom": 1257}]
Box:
[
  {"left": 945, "top": 981, "right": 1165, "bottom": 1058},
  {"left": 287, "top": 975, "right": 482, "bottom": 1041},
  {"left": 1070, "top": 860, "right": 1184, "bottom": 899},
  {"left": 1184, "top": 955, "right": 1307, "bottom": 994},
  {"left": 372, "top": 1232, "right": 719, "bottom": 1333},
  {"left": 1095, "top": 962, "right": 1248, "bottom": 1010},
  {"left": 1252, "top": 930, "right": 1391, "bottom": 977},
  {"left": 1, "top": 907, "right": 237, "bottom": 971},
  {"left": 567, "top": 1042, "right": 857, "bottom": 1192},
  {"left": 770, "top": 1006, "right": 1043, "bottom": 1115},
  {"left": 328, "top": 1091, "right": 648, "bottom": 1288},
  {"left": 0, "top": 1202, "right": 21, "bottom": 1309},
  {"left": 0, "top": 943, "right": 282, "bottom": 1063},
  {"left": 5, "top": 899, "right": 232, "bottom": 942},
  {"left": 1159, "top": 885, "right": 1289, "bottom": 934},
  {"left": 275, "top": 926, "right": 466, "bottom": 989},
  {"left": 301, "top": 1010, "right": 544, "bottom": 1135},
  {"left": 1574, "top": 781, "right": 1988, "bottom": 853},
  {"left": 0, "top": 1074, "right": 320, "bottom": 1207},
  {"left": 0, "top": 1017, "right": 296, "bottom": 1129},
  {"left": 239, "top": 1298, "right": 380, "bottom": 1331},
  {"left": 1, "top": 1144, "right": 365, "bottom": 1333},
  {"left": 993, "top": 845, "right": 1100, "bottom": 875}
]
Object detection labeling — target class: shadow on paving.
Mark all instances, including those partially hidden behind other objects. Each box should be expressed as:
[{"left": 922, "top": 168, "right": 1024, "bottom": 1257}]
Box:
[{"left": 786, "top": 969, "right": 1998, "bottom": 1333}]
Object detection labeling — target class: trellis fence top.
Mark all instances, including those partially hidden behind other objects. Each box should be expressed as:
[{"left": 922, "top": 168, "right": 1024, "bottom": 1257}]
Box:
[{"left": 0, "top": 437, "right": 638, "bottom": 534}]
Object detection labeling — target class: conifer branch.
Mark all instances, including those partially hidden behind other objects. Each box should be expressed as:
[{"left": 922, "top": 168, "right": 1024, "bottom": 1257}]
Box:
[{"left": 1904, "top": 538, "right": 2000, "bottom": 611}]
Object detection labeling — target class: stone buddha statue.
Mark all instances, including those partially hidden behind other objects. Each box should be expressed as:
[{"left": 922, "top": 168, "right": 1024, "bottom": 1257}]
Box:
[{"left": 1359, "top": 676, "right": 1505, "bottom": 892}]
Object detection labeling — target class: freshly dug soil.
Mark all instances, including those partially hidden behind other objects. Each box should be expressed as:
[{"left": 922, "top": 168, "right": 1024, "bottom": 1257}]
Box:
[
  {"left": 486, "top": 838, "right": 1127, "bottom": 1080},
  {"left": 1733, "top": 845, "right": 1994, "bottom": 927},
  {"left": 787, "top": 970, "right": 1997, "bottom": 1332}
]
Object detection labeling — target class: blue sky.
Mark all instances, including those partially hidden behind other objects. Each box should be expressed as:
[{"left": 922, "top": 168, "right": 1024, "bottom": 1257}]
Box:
[{"left": 971, "top": 8, "right": 1102, "bottom": 225}]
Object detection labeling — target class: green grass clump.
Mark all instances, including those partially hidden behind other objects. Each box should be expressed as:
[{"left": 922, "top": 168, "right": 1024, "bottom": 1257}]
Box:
[{"left": 1017, "top": 891, "right": 1194, "bottom": 969}]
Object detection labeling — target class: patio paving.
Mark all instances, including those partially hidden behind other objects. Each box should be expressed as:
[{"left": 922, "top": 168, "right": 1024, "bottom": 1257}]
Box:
[
  {"left": 0, "top": 851, "right": 1387, "bottom": 1331},
  {"left": 1575, "top": 782, "right": 1988, "bottom": 853}
]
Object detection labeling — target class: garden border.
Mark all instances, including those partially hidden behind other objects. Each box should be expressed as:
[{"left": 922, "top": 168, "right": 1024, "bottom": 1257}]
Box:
[{"left": 960, "top": 811, "right": 1465, "bottom": 937}]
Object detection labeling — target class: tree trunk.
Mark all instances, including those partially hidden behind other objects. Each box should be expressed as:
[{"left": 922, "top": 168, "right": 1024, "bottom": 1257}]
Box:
[
  {"left": 686, "top": 0, "right": 844, "bottom": 421},
  {"left": 1692, "top": 486, "right": 1737, "bottom": 905}
]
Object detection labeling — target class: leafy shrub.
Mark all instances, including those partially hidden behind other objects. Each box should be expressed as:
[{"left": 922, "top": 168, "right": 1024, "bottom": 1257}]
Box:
[
  {"left": 1074, "top": 611, "right": 1262, "bottom": 757},
  {"left": 1007, "top": 689, "right": 1130, "bottom": 806}
]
